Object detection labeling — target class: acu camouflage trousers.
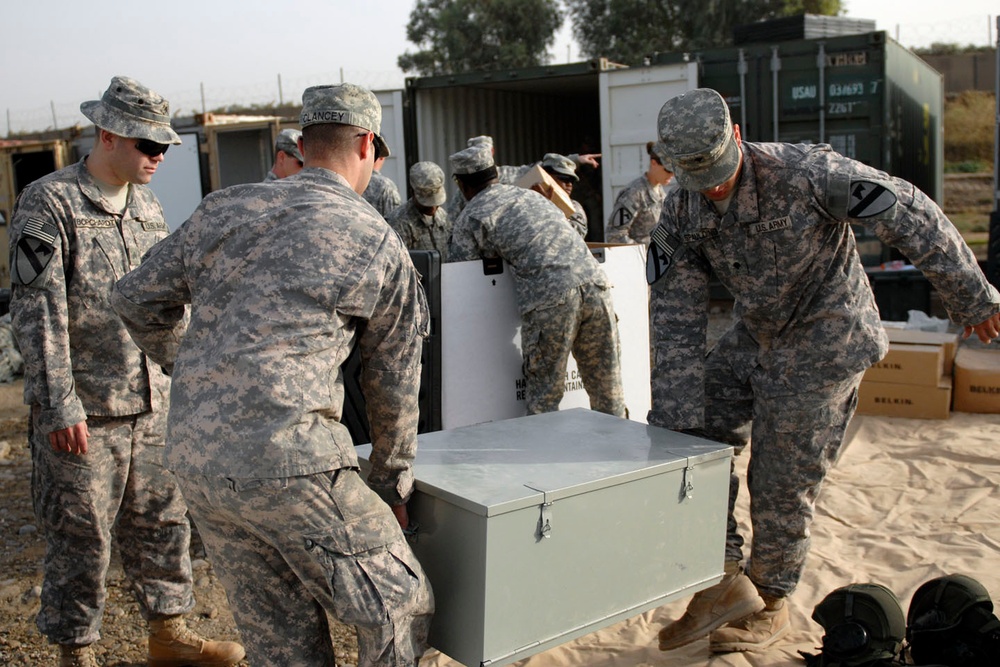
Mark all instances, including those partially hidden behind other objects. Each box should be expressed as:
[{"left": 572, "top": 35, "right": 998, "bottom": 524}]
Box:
[
  {"left": 31, "top": 409, "right": 195, "bottom": 645},
  {"left": 520, "top": 283, "right": 626, "bottom": 417},
  {"left": 691, "top": 328, "right": 864, "bottom": 599},
  {"left": 177, "top": 468, "right": 434, "bottom": 667}
]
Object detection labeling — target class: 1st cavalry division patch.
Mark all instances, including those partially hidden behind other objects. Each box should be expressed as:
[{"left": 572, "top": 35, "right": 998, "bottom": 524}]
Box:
[
  {"left": 13, "top": 217, "right": 58, "bottom": 286},
  {"left": 848, "top": 180, "right": 897, "bottom": 219}
]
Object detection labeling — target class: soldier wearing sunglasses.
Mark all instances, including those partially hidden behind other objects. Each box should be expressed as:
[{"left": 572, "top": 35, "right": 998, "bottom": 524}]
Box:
[{"left": 7, "top": 76, "right": 244, "bottom": 667}]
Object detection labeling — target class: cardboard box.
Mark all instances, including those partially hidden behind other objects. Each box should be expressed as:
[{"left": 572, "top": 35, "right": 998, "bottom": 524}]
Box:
[
  {"left": 885, "top": 328, "right": 960, "bottom": 375},
  {"left": 953, "top": 347, "right": 1000, "bottom": 413},
  {"left": 863, "top": 343, "right": 944, "bottom": 387},
  {"left": 857, "top": 376, "right": 952, "bottom": 420},
  {"left": 357, "top": 409, "right": 731, "bottom": 667},
  {"left": 514, "top": 164, "right": 575, "bottom": 218}
]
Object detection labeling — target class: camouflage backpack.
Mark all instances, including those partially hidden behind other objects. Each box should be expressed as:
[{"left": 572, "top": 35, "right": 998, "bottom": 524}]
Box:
[
  {"left": 800, "top": 583, "right": 906, "bottom": 667},
  {"left": 906, "top": 574, "right": 1000, "bottom": 666}
]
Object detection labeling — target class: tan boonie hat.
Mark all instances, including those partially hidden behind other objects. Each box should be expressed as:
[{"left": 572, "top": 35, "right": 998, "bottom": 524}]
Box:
[
  {"left": 80, "top": 76, "right": 181, "bottom": 145},
  {"left": 541, "top": 153, "right": 578, "bottom": 182},
  {"left": 300, "top": 83, "right": 389, "bottom": 159},
  {"left": 274, "top": 128, "right": 303, "bottom": 162},
  {"left": 449, "top": 144, "right": 495, "bottom": 175},
  {"left": 467, "top": 135, "right": 494, "bottom": 149},
  {"left": 410, "top": 161, "right": 447, "bottom": 207},
  {"left": 657, "top": 88, "right": 740, "bottom": 191}
]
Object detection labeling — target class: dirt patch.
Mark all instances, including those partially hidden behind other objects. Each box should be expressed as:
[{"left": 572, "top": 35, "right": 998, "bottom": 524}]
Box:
[
  {"left": 944, "top": 173, "right": 993, "bottom": 214},
  {"left": 0, "top": 378, "right": 360, "bottom": 666}
]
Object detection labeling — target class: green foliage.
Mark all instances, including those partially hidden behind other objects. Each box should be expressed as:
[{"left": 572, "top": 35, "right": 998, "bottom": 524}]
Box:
[
  {"left": 398, "top": 0, "right": 563, "bottom": 75},
  {"left": 945, "top": 160, "right": 990, "bottom": 174},
  {"left": 944, "top": 90, "right": 994, "bottom": 166},
  {"left": 564, "top": 0, "right": 681, "bottom": 65},
  {"left": 566, "top": 0, "right": 843, "bottom": 65},
  {"left": 914, "top": 43, "right": 995, "bottom": 56}
]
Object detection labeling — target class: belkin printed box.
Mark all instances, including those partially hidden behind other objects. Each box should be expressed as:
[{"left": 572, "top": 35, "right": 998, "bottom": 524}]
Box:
[
  {"left": 862, "top": 343, "right": 944, "bottom": 387},
  {"left": 953, "top": 347, "right": 1000, "bottom": 414}
]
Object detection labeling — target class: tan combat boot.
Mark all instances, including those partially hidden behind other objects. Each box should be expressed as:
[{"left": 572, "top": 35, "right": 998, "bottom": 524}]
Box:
[
  {"left": 148, "top": 616, "right": 245, "bottom": 667},
  {"left": 709, "top": 593, "right": 791, "bottom": 653},
  {"left": 59, "top": 644, "right": 99, "bottom": 667},
  {"left": 658, "top": 561, "right": 765, "bottom": 650}
]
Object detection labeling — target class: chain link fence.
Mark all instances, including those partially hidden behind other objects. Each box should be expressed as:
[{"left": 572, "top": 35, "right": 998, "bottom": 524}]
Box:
[{"left": 5, "top": 68, "right": 407, "bottom": 136}]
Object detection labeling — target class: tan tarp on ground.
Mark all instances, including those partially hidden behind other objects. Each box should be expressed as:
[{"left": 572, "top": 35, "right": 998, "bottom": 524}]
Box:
[{"left": 424, "top": 410, "right": 1000, "bottom": 667}]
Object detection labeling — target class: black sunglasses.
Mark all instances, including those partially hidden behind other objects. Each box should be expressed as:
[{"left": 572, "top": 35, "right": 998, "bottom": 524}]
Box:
[
  {"left": 134, "top": 138, "right": 170, "bottom": 158},
  {"left": 356, "top": 131, "right": 388, "bottom": 160}
]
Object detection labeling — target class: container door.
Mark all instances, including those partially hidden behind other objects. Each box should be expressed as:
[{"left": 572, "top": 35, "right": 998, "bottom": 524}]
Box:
[
  {"left": 598, "top": 62, "right": 698, "bottom": 227},
  {"left": 375, "top": 89, "right": 407, "bottom": 198},
  {"left": 0, "top": 140, "right": 70, "bottom": 287},
  {"left": 205, "top": 120, "right": 280, "bottom": 190},
  {"left": 147, "top": 131, "right": 204, "bottom": 231}
]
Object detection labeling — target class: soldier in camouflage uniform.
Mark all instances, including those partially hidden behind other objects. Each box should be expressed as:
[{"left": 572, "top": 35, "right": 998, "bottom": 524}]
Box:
[
  {"left": 263, "top": 128, "right": 303, "bottom": 181},
  {"left": 444, "top": 134, "right": 600, "bottom": 225},
  {"left": 448, "top": 144, "right": 626, "bottom": 417},
  {"left": 363, "top": 154, "right": 402, "bottom": 217},
  {"left": 386, "top": 160, "right": 452, "bottom": 261},
  {"left": 605, "top": 140, "right": 675, "bottom": 245},
  {"left": 7, "top": 76, "right": 244, "bottom": 667},
  {"left": 541, "top": 153, "right": 588, "bottom": 239},
  {"left": 111, "top": 82, "right": 434, "bottom": 667},
  {"left": 650, "top": 88, "right": 1000, "bottom": 654}
]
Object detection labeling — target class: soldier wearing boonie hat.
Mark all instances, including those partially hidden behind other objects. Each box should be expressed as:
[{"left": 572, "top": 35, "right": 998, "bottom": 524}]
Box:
[
  {"left": 9, "top": 75, "right": 246, "bottom": 667},
  {"left": 80, "top": 75, "right": 182, "bottom": 146},
  {"left": 447, "top": 141, "right": 626, "bottom": 419},
  {"left": 605, "top": 140, "right": 675, "bottom": 245},
  {"left": 649, "top": 86, "right": 1000, "bottom": 655},
  {"left": 264, "top": 128, "right": 304, "bottom": 181},
  {"left": 387, "top": 161, "right": 452, "bottom": 259},
  {"left": 110, "top": 81, "right": 434, "bottom": 666}
]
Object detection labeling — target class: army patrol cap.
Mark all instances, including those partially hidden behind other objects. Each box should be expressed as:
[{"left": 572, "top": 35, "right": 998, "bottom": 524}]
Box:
[
  {"left": 542, "top": 153, "right": 578, "bottom": 182},
  {"left": 410, "top": 161, "right": 447, "bottom": 207},
  {"left": 300, "top": 83, "right": 389, "bottom": 159},
  {"left": 467, "top": 135, "right": 494, "bottom": 149},
  {"left": 657, "top": 88, "right": 740, "bottom": 192},
  {"left": 450, "top": 144, "right": 495, "bottom": 175},
  {"left": 274, "top": 128, "right": 303, "bottom": 162},
  {"left": 80, "top": 76, "right": 181, "bottom": 145}
]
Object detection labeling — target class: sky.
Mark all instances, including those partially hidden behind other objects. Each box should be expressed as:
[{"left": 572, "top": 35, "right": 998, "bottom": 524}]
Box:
[{"left": 1, "top": 0, "right": 996, "bottom": 135}]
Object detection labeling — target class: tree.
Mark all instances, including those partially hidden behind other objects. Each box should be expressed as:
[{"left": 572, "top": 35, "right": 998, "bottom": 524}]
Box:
[
  {"left": 398, "top": 0, "right": 563, "bottom": 76},
  {"left": 566, "top": 0, "right": 842, "bottom": 66}
]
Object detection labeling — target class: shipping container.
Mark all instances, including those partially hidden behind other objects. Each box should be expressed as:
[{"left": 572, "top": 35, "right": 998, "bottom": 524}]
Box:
[
  {"left": 0, "top": 139, "right": 74, "bottom": 287},
  {"left": 401, "top": 59, "right": 697, "bottom": 240}
]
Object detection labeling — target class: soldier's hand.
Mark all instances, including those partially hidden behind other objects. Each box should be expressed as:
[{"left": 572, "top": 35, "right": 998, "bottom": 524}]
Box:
[
  {"left": 530, "top": 182, "right": 554, "bottom": 199},
  {"left": 575, "top": 153, "right": 601, "bottom": 168},
  {"left": 964, "top": 312, "right": 1000, "bottom": 344},
  {"left": 49, "top": 421, "right": 89, "bottom": 455}
]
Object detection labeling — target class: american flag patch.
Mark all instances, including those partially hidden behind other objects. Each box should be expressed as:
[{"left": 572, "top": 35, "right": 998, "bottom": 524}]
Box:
[{"left": 21, "top": 217, "right": 58, "bottom": 246}]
